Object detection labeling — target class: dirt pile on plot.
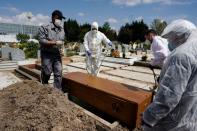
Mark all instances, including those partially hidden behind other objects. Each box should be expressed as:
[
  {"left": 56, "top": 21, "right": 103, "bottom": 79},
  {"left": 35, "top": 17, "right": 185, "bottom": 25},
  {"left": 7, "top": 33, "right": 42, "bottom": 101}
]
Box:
[{"left": 0, "top": 80, "right": 129, "bottom": 131}]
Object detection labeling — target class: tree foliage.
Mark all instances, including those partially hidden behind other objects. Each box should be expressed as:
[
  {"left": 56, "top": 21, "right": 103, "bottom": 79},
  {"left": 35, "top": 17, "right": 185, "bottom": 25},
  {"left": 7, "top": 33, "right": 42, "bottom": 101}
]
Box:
[
  {"left": 79, "top": 23, "right": 91, "bottom": 42},
  {"left": 131, "top": 20, "right": 148, "bottom": 42},
  {"left": 118, "top": 23, "right": 133, "bottom": 44},
  {"left": 61, "top": 18, "right": 168, "bottom": 44},
  {"left": 16, "top": 33, "right": 30, "bottom": 43},
  {"left": 18, "top": 42, "right": 39, "bottom": 58},
  {"left": 64, "top": 21, "right": 117, "bottom": 42},
  {"left": 118, "top": 20, "right": 148, "bottom": 44},
  {"left": 99, "top": 22, "right": 117, "bottom": 41},
  {"left": 64, "top": 19, "right": 80, "bottom": 42},
  {"left": 101, "top": 22, "right": 111, "bottom": 31},
  {"left": 151, "top": 19, "right": 167, "bottom": 35}
]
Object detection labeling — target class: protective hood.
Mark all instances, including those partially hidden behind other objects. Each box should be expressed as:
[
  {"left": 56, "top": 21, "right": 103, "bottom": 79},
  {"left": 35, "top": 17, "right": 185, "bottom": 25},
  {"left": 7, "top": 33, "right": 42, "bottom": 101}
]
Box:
[
  {"left": 162, "top": 19, "right": 197, "bottom": 49},
  {"left": 91, "top": 21, "right": 98, "bottom": 31}
]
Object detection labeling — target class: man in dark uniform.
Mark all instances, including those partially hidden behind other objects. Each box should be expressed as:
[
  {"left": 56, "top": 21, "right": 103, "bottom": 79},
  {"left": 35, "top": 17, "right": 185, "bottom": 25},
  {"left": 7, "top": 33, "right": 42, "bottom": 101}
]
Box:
[{"left": 38, "top": 10, "right": 65, "bottom": 90}]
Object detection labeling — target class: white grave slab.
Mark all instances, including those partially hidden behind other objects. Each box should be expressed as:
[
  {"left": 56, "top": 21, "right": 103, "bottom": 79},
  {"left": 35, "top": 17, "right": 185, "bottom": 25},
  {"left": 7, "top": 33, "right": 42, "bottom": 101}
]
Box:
[
  {"left": 103, "top": 57, "right": 140, "bottom": 65},
  {"left": 0, "top": 72, "right": 21, "bottom": 90}
]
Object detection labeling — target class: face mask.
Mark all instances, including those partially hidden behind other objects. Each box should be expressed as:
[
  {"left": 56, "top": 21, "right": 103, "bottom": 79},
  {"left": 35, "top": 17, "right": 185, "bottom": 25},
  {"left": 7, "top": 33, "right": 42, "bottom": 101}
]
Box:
[
  {"left": 92, "top": 30, "right": 97, "bottom": 35},
  {"left": 168, "top": 42, "right": 177, "bottom": 51},
  {"left": 54, "top": 19, "right": 62, "bottom": 27}
]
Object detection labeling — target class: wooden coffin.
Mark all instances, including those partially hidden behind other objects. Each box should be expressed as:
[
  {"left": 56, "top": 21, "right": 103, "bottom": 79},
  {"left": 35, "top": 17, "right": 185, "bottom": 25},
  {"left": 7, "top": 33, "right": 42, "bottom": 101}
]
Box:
[{"left": 63, "top": 72, "right": 152, "bottom": 129}]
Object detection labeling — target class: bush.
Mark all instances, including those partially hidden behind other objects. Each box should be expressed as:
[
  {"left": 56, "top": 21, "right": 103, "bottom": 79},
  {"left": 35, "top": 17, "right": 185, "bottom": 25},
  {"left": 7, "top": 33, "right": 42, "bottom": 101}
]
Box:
[
  {"left": 66, "top": 50, "right": 78, "bottom": 57},
  {"left": 17, "top": 42, "right": 39, "bottom": 58},
  {"left": 143, "top": 43, "right": 151, "bottom": 50}
]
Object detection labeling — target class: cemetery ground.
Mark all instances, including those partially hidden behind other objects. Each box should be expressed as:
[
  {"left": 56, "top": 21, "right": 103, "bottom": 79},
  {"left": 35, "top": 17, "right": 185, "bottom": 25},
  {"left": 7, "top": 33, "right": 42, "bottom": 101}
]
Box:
[{"left": 0, "top": 53, "right": 157, "bottom": 131}]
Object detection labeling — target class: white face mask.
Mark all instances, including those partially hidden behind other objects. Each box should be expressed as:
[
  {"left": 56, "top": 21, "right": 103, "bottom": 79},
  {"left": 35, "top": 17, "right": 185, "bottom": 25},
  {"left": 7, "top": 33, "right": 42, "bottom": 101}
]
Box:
[{"left": 54, "top": 19, "right": 62, "bottom": 27}]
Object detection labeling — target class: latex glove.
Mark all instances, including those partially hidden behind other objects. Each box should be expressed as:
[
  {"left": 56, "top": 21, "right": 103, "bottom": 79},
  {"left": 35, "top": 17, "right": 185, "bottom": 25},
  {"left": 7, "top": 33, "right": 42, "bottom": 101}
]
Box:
[
  {"left": 56, "top": 41, "right": 64, "bottom": 45},
  {"left": 86, "top": 50, "right": 91, "bottom": 56},
  {"left": 108, "top": 42, "right": 112, "bottom": 47}
]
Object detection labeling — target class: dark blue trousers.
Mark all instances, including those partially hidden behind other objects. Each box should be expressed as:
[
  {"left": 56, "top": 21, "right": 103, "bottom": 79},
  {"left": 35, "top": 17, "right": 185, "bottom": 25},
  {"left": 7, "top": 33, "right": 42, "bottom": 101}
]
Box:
[{"left": 41, "top": 52, "right": 62, "bottom": 90}]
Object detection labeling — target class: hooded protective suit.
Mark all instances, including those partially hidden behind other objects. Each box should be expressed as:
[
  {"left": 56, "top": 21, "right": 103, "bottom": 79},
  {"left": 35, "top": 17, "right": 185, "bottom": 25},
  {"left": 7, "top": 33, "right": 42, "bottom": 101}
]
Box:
[
  {"left": 150, "top": 36, "right": 169, "bottom": 67},
  {"left": 83, "top": 22, "right": 112, "bottom": 76},
  {"left": 142, "top": 19, "right": 197, "bottom": 131}
]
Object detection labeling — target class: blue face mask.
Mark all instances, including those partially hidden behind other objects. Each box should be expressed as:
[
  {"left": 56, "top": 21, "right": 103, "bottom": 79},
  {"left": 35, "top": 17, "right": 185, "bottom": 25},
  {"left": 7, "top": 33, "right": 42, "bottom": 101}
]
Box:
[{"left": 168, "top": 42, "right": 177, "bottom": 51}]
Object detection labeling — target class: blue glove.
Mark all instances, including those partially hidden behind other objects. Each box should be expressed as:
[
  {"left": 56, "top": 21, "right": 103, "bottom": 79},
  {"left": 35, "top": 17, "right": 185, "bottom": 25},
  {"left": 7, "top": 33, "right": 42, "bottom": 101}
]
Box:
[
  {"left": 86, "top": 50, "right": 91, "bottom": 56},
  {"left": 108, "top": 42, "right": 112, "bottom": 47}
]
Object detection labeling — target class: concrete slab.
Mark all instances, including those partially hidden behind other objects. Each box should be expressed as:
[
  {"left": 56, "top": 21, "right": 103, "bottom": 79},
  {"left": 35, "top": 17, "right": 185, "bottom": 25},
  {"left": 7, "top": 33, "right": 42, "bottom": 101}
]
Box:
[
  {"left": 0, "top": 72, "right": 21, "bottom": 90},
  {"left": 69, "top": 56, "right": 85, "bottom": 62},
  {"left": 101, "top": 62, "right": 128, "bottom": 69},
  {"left": 62, "top": 67, "right": 153, "bottom": 90},
  {"left": 18, "top": 59, "right": 37, "bottom": 65},
  {"left": 66, "top": 62, "right": 112, "bottom": 71},
  {"left": 98, "top": 73, "right": 153, "bottom": 90},
  {"left": 64, "top": 66, "right": 153, "bottom": 90},
  {"left": 63, "top": 65, "right": 87, "bottom": 73},
  {"left": 103, "top": 69, "right": 155, "bottom": 84},
  {"left": 104, "top": 57, "right": 140, "bottom": 65},
  {"left": 122, "top": 66, "right": 161, "bottom": 75},
  {"left": 67, "top": 62, "right": 86, "bottom": 69},
  {"left": 64, "top": 64, "right": 154, "bottom": 90}
]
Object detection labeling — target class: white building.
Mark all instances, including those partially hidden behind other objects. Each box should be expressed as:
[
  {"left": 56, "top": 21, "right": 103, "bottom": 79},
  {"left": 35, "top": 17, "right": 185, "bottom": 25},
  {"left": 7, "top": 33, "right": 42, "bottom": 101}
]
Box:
[{"left": 0, "top": 34, "right": 18, "bottom": 43}]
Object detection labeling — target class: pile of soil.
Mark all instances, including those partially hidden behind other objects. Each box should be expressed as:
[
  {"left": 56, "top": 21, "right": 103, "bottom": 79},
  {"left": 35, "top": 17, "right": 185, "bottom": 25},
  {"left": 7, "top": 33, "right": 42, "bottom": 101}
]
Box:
[{"left": 0, "top": 80, "right": 129, "bottom": 131}]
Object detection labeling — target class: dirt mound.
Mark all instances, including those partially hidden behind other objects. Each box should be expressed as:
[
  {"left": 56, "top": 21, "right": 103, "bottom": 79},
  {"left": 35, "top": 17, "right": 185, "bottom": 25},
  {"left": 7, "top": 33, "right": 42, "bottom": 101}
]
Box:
[{"left": 0, "top": 80, "right": 129, "bottom": 131}]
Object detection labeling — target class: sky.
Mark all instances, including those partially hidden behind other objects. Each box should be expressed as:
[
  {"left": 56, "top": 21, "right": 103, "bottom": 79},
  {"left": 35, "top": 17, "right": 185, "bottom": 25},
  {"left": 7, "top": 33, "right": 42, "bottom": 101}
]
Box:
[{"left": 0, "top": 0, "right": 196, "bottom": 31}]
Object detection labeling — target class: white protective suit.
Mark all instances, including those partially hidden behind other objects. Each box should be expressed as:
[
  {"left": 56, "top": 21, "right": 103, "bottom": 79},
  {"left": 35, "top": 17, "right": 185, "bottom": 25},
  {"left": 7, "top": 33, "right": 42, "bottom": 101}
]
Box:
[
  {"left": 83, "top": 22, "right": 111, "bottom": 76},
  {"left": 151, "top": 36, "right": 170, "bottom": 67},
  {"left": 142, "top": 19, "right": 197, "bottom": 131}
]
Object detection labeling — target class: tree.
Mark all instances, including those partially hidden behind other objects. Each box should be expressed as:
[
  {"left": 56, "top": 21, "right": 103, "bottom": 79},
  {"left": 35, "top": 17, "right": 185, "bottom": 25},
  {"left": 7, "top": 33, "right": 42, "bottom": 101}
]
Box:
[
  {"left": 118, "top": 20, "right": 148, "bottom": 44},
  {"left": 151, "top": 19, "right": 167, "bottom": 35},
  {"left": 101, "top": 22, "right": 111, "bottom": 32},
  {"left": 130, "top": 20, "right": 149, "bottom": 42},
  {"left": 79, "top": 23, "right": 91, "bottom": 42},
  {"left": 105, "top": 29, "right": 117, "bottom": 41},
  {"left": 64, "top": 19, "right": 80, "bottom": 42},
  {"left": 24, "top": 42, "right": 39, "bottom": 58},
  {"left": 118, "top": 23, "right": 133, "bottom": 44},
  {"left": 16, "top": 33, "right": 30, "bottom": 43},
  {"left": 99, "top": 22, "right": 117, "bottom": 41},
  {"left": 17, "top": 41, "right": 39, "bottom": 58}
]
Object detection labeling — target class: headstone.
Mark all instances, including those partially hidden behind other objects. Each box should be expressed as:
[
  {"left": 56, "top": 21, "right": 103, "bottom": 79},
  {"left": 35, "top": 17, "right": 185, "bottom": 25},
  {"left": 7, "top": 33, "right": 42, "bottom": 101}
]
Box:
[
  {"left": 133, "top": 43, "right": 137, "bottom": 50},
  {"left": 123, "top": 44, "right": 129, "bottom": 52},
  {"left": 118, "top": 45, "right": 122, "bottom": 52},
  {"left": 146, "top": 50, "right": 151, "bottom": 54},
  {"left": 140, "top": 43, "right": 144, "bottom": 49},
  {"left": 1, "top": 47, "right": 13, "bottom": 60},
  {"left": 79, "top": 44, "right": 85, "bottom": 53},
  {"left": 129, "top": 45, "right": 132, "bottom": 50},
  {"left": 79, "top": 44, "right": 85, "bottom": 56},
  {"left": 11, "top": 48, "right": 25, "bottom": 61},
  {"left": 112, "top": 44, "right": 115, "bottom": 50},
  {"left": 137, "top": 44, "right": 141, "bottom": 50}
]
